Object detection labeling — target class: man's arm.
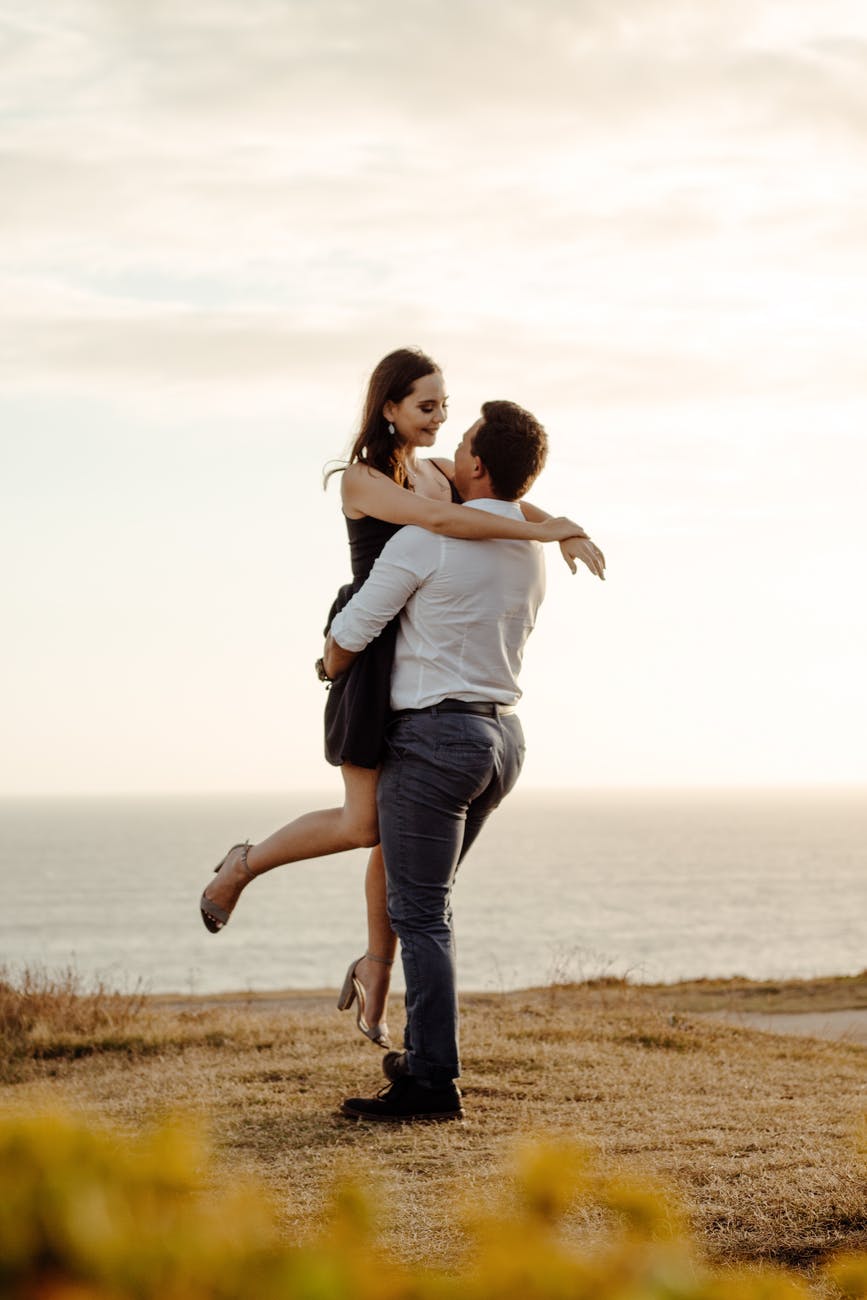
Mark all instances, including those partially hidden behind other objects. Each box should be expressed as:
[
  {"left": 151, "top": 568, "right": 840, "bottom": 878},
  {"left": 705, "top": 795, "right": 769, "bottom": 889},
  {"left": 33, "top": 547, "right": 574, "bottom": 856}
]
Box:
[
  {"left": 321, "top": 529, "right": 435, "bottom": 680},
  {"left": 322, "top": 631, "right": 360, "bottom": 680}
]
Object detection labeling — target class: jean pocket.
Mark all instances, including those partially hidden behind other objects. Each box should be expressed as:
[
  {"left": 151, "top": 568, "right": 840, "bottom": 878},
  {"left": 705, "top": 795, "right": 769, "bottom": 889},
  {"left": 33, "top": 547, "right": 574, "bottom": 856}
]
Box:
[
  {"left": 383, "top": 733, "right": 407, "bottom": 762},
  {"left": 434, "top": 739, "right": 495, "bottom": 771}
]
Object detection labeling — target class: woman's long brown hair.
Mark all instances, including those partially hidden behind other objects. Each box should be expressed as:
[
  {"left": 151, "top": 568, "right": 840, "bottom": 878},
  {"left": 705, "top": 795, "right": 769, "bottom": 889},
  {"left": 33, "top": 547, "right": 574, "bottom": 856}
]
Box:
[{"left": 326, "top": 348, "right": 440, "bottom": 488}]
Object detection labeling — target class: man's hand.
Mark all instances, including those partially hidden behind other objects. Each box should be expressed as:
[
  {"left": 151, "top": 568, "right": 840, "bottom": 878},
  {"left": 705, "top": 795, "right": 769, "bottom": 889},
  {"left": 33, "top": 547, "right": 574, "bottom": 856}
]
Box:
[
  {"left": 559, "top": 535, "right": 606, "bottom": 579},
  {"left": 322, "top": 632, "right": 359, "bottom": 681}
]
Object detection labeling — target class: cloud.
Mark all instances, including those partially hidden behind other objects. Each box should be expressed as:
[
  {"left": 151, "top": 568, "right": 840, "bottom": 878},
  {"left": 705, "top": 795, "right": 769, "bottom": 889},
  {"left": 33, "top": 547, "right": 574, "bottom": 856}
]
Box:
[
  {"left": 4, "top": 294, "right": 866, "bottom": 420},
  {"left": 6, "top": 0, "right": 867, "bottom": 149},
  {"left": 2, "top": 0, "right": 866, "bottom": 411}
]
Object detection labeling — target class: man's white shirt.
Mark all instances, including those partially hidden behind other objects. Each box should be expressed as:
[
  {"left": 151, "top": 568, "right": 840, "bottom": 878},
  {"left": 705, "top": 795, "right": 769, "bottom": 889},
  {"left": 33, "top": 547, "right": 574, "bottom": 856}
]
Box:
[{"left": 328, "top": 498, "right": 546, "bottom": 711}]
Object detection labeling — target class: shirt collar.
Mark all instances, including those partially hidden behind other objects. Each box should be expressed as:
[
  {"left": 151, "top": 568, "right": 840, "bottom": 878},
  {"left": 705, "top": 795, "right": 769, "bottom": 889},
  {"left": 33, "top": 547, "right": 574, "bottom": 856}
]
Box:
[{"left": 461, "top": 497, "right": 524, "bottom": 519}]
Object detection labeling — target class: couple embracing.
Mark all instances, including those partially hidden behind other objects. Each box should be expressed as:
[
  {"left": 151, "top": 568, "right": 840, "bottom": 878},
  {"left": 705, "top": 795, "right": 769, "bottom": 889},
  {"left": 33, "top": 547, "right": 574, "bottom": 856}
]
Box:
[{"left": 199, "top": 348, "right": 604, "bottom": 1122}]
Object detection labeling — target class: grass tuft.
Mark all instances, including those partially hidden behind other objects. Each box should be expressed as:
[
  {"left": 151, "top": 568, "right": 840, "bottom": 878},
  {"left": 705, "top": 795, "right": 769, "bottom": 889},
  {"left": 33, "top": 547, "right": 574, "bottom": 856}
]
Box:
[
  {"left": 0, "top": 965, "right": 147, "bottom": 1079},
  {"left": 0, "top": 966, "right": 289, "bottom": 1080},
  {"left": 616, "top": 1030, "right": 697, "bottom": 1052}
]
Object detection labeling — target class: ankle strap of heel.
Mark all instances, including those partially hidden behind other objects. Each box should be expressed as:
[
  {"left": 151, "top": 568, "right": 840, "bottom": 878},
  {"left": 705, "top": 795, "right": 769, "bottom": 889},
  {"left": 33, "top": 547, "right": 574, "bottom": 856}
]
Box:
[{"left": 238, "top": 841, "right": 254, "bottom": 882}]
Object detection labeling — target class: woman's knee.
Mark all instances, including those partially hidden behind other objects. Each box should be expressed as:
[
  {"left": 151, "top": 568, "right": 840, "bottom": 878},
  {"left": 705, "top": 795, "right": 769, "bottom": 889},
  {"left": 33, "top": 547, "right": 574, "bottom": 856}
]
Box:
[
  {"left": 340, "top": 767, "right": 380, "bottom": 848},
  {"left": 356, "top": 824, "right": 381, "bottom": 849},
  {"left": 342, "top": 811, "right": 380, "bottom": 848}
]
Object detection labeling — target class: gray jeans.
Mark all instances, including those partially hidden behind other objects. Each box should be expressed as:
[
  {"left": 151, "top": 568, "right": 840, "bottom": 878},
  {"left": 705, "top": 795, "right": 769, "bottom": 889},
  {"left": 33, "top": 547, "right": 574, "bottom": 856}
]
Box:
[{"left": 377, "top": 705, "right": 525, "bottom": 1086}]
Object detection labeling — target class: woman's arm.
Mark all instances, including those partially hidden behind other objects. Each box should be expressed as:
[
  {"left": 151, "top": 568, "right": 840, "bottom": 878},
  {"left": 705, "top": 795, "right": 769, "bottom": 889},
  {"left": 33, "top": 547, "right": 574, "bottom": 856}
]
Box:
[
  {"left": 342, "top": 464, "right": 584, "bottom": 543},
  {"left": 520, "top": 499, "right": 604, "bottom": 577},
  {"left": 559, "top": 534, "right": 606, "bottom": 579},
  {"left": 520, "top": 499, "right": 588, "bottom": 537}
]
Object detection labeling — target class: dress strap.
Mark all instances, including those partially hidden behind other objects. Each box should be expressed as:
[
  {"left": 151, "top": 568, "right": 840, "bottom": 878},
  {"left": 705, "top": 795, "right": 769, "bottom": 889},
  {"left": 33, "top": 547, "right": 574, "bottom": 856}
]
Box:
[
  {"left": 429, "top": 458, "right": 452, "bottom": 484},
  {"left": 430, "top": 459, "right": 463, "bottom": 504}
]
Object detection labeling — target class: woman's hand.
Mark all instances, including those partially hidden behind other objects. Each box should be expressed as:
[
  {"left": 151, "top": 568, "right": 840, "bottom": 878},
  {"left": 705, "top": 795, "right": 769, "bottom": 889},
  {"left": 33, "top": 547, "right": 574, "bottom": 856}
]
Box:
[
  {"left": 560, "top": 536, "right": 606, "bottom": 580},
  {"left": 538, "top": 516, "right": 589, "bottom": 543}
]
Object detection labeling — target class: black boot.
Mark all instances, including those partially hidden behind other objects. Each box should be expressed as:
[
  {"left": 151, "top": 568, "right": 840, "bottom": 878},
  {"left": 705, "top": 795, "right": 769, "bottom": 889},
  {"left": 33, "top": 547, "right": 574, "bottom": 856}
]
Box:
[{"left": 341, "top": 1074, "right": 463, "bottom": 1123}]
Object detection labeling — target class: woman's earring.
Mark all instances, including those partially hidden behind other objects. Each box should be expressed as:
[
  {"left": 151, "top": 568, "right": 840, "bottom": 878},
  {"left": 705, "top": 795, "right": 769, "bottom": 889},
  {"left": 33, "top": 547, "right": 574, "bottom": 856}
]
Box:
[{"left": 388, "top": 422, "right": 396, "bottom": 436}]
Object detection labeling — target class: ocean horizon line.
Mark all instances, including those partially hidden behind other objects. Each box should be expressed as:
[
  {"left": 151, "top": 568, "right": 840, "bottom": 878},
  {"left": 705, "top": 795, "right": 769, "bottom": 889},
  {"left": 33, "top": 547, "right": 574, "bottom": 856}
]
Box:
[{"left": 2, "top": 782, "right": 866, "bottom": 802}]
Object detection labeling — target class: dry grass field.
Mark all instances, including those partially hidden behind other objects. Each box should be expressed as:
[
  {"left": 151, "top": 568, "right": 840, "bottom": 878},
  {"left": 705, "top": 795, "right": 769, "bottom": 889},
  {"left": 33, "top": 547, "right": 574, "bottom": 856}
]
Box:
[{"left": 2, "top": 970, "right": 865, "bottom": 1292}]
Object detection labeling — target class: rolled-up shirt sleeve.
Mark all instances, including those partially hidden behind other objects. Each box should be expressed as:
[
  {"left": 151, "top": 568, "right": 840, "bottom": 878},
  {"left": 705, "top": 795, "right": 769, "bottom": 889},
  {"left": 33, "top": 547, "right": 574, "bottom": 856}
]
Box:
[{"left": 329, "top": 527, "right": 439, "bottom": 653}]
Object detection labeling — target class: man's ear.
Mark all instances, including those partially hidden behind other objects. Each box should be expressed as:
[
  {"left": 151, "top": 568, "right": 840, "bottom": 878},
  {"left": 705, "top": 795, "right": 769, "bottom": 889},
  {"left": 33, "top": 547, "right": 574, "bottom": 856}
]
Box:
[{"left": 472, "top": 454, "right": 485, "bottom": 479}]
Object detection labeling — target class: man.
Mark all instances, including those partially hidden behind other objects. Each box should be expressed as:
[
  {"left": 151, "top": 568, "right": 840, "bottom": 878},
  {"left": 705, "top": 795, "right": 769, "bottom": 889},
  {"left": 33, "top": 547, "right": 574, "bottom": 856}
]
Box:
[{"left": 324, "top": 400, "right": 603, "bottom": 1122}]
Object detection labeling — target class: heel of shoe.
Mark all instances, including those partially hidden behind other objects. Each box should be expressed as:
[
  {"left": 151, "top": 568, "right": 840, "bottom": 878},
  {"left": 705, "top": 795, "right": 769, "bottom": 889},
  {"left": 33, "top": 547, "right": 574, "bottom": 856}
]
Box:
[
  {"left": 336, "top": 954, "right": 393, "bottom": 1049},
  {"left": 337, "top": 959, "right": 360, "bottom": 1011},
  {"left": 200, "top": 841, "right": 253, "bottom": 935}
]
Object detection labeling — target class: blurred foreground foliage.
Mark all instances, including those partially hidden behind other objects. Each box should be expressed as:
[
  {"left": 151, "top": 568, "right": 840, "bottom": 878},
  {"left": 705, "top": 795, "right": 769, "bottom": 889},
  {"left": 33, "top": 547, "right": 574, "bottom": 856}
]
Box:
[{"left": 1, "top": 1111, "right": 865, "bottom": 1300}]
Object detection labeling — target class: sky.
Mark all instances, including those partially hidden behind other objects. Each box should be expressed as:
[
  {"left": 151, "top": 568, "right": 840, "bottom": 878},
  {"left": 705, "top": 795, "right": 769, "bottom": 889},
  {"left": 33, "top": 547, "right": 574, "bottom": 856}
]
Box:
[{"left": 2, "top": 0, "right": 866, "bottom": 794}]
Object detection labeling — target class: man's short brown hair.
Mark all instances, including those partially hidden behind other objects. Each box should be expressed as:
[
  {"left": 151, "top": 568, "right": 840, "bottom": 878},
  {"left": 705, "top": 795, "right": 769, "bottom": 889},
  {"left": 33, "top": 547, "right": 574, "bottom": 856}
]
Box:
[{"left": 471, "top": 400, "right": 548, "bottom": 500}]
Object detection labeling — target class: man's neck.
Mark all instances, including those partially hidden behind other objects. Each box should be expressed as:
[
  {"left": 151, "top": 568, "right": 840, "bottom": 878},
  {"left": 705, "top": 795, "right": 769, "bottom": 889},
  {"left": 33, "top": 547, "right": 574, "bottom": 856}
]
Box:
[{"left": 461, "top": 484, "right": 512, "bottom": 504}]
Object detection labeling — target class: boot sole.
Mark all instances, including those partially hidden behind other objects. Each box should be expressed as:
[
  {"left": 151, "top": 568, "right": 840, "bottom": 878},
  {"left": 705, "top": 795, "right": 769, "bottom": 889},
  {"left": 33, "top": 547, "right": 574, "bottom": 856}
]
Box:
[{"left": 339, "top": 1102, "right": 464, "bottom": 1123}]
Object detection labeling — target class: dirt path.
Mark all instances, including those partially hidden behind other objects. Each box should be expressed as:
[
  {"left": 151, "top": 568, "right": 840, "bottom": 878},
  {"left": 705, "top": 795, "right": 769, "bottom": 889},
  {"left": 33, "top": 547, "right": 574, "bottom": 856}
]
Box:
[{"left": 703, "top": 1007, "right": 867, "bottom": 1044}]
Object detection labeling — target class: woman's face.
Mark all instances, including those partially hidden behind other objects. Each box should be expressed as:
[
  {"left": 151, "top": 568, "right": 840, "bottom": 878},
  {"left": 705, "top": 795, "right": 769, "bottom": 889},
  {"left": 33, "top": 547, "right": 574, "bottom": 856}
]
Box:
[{"left": 385, "top": 370, "right": 448, "bottom": 449}]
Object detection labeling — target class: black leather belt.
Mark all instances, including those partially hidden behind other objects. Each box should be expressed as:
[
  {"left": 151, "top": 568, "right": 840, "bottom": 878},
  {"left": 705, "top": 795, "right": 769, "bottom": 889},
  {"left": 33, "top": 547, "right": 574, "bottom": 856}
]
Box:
[{"left": 391, "top": 698, "right": 516, "bottom": 720}]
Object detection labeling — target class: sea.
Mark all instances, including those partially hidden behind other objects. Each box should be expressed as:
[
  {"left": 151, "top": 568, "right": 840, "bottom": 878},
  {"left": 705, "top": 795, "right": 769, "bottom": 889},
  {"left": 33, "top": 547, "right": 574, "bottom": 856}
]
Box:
[{"left": 2, "top": 789, "right": 865, "bottom": 997}]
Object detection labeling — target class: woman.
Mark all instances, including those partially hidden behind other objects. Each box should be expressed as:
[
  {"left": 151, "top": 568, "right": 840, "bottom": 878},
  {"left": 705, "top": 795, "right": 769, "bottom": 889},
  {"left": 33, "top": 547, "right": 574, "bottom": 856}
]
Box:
[{"left": 199, "top": 348, "right": 597, "bottom": 1049}]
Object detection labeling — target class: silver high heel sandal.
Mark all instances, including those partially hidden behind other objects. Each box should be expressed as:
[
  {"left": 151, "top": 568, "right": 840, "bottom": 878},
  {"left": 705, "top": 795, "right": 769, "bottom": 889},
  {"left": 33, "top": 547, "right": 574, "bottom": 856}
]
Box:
[
  {"left": 337, "top": 953, "right": 394, "bottom": 1049},
  {"left": 199, "top": 841, "right": 254, "bottom": 933}
]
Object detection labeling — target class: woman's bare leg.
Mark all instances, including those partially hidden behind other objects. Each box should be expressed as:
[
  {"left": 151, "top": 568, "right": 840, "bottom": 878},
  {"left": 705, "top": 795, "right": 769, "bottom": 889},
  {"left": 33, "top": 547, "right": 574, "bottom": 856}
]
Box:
[
  {"left": 351, "top": 845, "right": 397, "bottom": 1031},
  {"left": 202, "top": 764, "right": 380, "bottom": 916}
]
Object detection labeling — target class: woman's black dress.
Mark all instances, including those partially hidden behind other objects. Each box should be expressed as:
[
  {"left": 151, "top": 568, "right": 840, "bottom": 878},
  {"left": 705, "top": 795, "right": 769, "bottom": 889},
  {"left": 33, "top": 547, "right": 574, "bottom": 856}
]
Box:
[
  {"left": 323, "top": 514, "right": 403, "bottom": 768},
  {"left": 323, "top": 466, "right": 461, "bottom": 769}
]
